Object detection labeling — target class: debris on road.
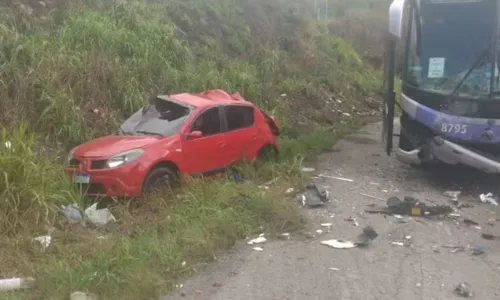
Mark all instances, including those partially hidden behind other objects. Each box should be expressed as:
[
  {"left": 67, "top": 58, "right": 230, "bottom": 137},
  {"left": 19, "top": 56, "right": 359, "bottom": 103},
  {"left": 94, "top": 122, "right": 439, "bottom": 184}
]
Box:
[
  {"left": 33, "top": 235, "right": 51, "bottom": 249},
  {"left": 454, "top": 282, "right": 472, "bottom": 297},
  {"left": 479, "top": 193, "right": 498, "bottom": 206},
  {"left": 463, "top": 218, "right": 479, "bottom": 226},
  {"left": 247, "top": 234, "right": 266, "bottom": 245},
  {"left": 70, "top": 291, "right": 98, "bottom": 300},
  {"left": 285, "top": 188, "right": 295, "bottom": 195},
  {"left": 345, "top": 216, "right": 359, "bottom": 226},
  {"left": 0, "top": 277, "right": 35, "bottom": 291},
  {"left": 442, "top": 245, "right": 466, "bottom": 253},
  {"left": 252, "top": 246, "right": 264, "bottom": 251},
  {"left": 320, "top": 223, "right": 333, "bottom": 227},
  {"left": 472, "top": 246, "right": 485, "bottom": 255},
  {"left": 316, "top": 229, "right": 323, "bottom": 234},
  {"left": 366, "top": 196, "right": 454, "bottom": 218},
  {"left": 317, "top": 174, "right": 354, "bottom": 182},
  {"left": 443, "top": 190, "right": 461, "bottom": 203},
  {"left": 4, "top": 140, "right": 11, "bottom": 149},
  {"left": 360, "top": 193, "right": 385, "bottom": 202},
  {"left": 356, "top": 225, "right": 378, "bottom": 246},
  {"left": 297, "top": 183, "right": 329, "bottom": 207},
  {"left": 85, "top": 203, "right": 116, "bottom": 226},
  {"left": 391, "top": 242, "right": 404, "bottom": 247},
  {"left": 329, "top": 267, "right": 340, "bottom": 271},
  {"left": 321, "top": 239, "right": 357, "bottom": 249},
  {"left": 482, "top": 233, "right": 500, "bottom": 240},
  {"left": 279, "top": 233, "right": 290, "bottom": 239}
]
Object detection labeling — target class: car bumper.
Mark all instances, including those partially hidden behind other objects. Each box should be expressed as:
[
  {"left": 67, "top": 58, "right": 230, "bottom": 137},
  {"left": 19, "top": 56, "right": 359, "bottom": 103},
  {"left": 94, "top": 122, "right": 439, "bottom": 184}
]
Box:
[
  {"left": 65, "top": 164, "right": 144, "bottom": 197},
  {"left": 395, "top": 136, "right": 500, "bottom": 174}
]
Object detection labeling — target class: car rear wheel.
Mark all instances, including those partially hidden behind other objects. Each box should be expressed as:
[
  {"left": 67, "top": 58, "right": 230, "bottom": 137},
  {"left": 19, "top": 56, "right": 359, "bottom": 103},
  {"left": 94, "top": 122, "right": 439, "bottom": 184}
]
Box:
[
  {"left": 255, "top": 145, "right": 278, "bottom": 165},
  {"left": 142, "top": 166, "right": 179, "bottom": 193}
]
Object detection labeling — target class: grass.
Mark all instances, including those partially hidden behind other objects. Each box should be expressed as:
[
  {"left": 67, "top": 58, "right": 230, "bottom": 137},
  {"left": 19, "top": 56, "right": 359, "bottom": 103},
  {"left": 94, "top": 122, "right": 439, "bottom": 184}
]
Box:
[{"left": 0, "top": 0, "right": 384, "bottom": 298}]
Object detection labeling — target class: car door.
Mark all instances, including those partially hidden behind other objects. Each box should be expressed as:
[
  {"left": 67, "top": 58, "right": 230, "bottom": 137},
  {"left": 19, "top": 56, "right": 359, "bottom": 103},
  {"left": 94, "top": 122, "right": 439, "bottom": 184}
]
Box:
[
  {"left": 222, "top": 104, "right": 257, "bottom": 164},
  {"left": 181, "top": 106, "right": 230, "bottom": 175}
]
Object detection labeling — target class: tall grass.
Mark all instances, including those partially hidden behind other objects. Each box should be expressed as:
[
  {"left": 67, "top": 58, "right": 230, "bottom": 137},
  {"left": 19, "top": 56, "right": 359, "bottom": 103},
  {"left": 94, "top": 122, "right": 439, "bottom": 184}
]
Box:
[{"left": 0, "top": 0, "right": 383, "bottom": 298}]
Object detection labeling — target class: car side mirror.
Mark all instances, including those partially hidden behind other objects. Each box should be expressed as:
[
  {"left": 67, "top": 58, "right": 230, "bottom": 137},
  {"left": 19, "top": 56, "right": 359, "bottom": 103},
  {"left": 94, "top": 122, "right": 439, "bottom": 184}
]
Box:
[{"left": 186, "top": 130, "right": 203, "bottom": 140}]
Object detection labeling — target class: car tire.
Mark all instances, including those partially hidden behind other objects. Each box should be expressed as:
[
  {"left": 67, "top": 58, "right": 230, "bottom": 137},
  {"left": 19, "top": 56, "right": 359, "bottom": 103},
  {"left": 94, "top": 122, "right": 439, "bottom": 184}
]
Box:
[
  {"left": 142, "top": 166, "right": 179, "bottom": 192},
  {"left": 255, "top": 145, "right": 278, "bottom": 165}
]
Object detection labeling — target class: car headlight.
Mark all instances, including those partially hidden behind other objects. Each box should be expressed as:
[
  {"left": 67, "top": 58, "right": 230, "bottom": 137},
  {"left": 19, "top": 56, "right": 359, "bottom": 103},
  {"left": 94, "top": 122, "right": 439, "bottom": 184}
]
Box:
[
  {"left": 67, "top": 147, "right": 76, "bottom": 165},
  {"left": 105, "top": 149, "right": 145, "bottom": 169}
]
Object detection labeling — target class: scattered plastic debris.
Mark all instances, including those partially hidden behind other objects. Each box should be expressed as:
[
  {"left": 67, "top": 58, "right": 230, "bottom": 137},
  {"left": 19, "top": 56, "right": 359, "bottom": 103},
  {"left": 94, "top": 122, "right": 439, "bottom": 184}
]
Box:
[
  {"left": 85, "top": 203, "right": 116, "bottom": 226},
  {"left": 33, "top": 235, "right": 51, "bottom": 249},
  {"left": 454, "top": 282, "right": 472, "bottom": 297},
  {"left": 443, "top": 190, "right": 461, "bottom": 202},
  {"left": 70, "top": 291, "right": 98, "bottom": 300},
  {"left": 488, "top": 218, "right": 496, "bottom": 225},
  {"left": 391, "top": 242, "right": 404, "bottom": 247},
  {"left": 318, "top": 174, "right": 354, "bottom": 182},
  {"left": 321, "top": 239, "right": 357, "bottom": 249},
  {"left": 320, "top": 223, "right": 333, "bottom": 227},
  {"left": 442, "top": 245, "right": 466, "bottom": 253},
  {"left": 301, "top": 167, "right": 316, "bottom": 172},
  {"left": 285, "top": 188, "right": 295, "bottom": 195},
  {"left": 480, "top": 193, "right": 498, "bottom": 206},
  {"left": 60, "top": 204, "right": 84, "bottom": 223},
  {"left": 316, "top": 229, "right": 323, "bottom": 234},
  {"left": 370, "top": 196, "right": 453, "bottom": 217},
  {"left": 247, "top": 235, "right": 266, "bottom": 245},
  {"left": 0, "top": 277, "right": 35, "bottom": 291},
  {"left": 297, "top": 183, "right": 329, "bottom": 207},
  {"left": 345, "top": 216, "right": 359, "bottom": 226},
  {"left": 393, "top": 214, "right": 403, "bottom": 220},
  {"left": 181, "top": 261, "right": 186, "bottom": 267},
  {"left": 360, "top": 193, "right": 385, "bottom": 201},
  {"left": 4, "top": 140, "right": 11, "bottom": 149},
  {"left": 463, "top": 219, "right": 479, "bottom": 226},
  {"left": 472, "top": 246, "right": 485, "bottom": 255},
  {"left": 252, "top": 247, "right": 264, "bottom": 251},
  {"left": 356, "top": 226, "right": 378, "bottom": 246},
  {"left": 482, "top": 233, "right": 500, "bottom": 240},
  {"left": 329, "top": 267, "right": 340, "bottom": 271},
  {"left": 279, "top": 233, "right": 290, "bottom": 239}
]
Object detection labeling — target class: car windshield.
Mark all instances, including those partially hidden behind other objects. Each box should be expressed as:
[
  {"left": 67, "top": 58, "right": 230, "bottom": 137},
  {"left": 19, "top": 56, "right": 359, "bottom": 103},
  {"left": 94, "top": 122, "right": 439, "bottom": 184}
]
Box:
[
  {"left": 120, "top": 96, "right": 193, "bottom": 136},
  {"left": 405, "top": 0, "right": 498, "bottom": 99}
]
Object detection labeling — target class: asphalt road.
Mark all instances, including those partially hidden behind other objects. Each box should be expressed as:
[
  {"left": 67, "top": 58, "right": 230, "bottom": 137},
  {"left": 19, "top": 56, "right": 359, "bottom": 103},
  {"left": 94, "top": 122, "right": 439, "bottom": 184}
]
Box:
[{"left": 165, "top": 121, "right": 500, "bottom": 300}]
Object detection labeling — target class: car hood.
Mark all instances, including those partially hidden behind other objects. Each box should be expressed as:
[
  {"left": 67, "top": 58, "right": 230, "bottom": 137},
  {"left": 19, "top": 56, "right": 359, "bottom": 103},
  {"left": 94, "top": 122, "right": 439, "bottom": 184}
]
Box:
[{"left": 73, "top": 135, "right": 164, "bottom": 158}]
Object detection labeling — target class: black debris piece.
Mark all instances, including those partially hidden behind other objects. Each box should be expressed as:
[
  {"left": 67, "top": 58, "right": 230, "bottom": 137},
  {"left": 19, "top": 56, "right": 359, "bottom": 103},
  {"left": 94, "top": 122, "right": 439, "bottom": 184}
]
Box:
[
  {"left": 299, "top": 183, "right": 329, "bottom": 207},
  {"left": 454, "top": 282, "right": 472, "bottom": 297},
  {"left": 356, "top": 226, "right": 379, "bottom": 247}
]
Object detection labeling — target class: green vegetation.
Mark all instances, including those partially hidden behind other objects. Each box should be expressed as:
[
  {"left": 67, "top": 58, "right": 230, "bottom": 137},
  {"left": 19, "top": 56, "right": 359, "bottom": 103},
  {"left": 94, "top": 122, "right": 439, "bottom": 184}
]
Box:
[{"left": 0, "top": 0, "right": 384, "bottom": 298}]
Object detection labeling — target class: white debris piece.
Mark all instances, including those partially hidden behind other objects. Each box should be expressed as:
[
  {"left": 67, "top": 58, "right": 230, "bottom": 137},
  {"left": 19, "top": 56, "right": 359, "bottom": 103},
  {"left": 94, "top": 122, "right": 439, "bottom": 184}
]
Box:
[
  {"left": 4, "top": 140, "right": 11, "bottom": 149},
  {"left": 285, "top": 188, "right": 295, "bottom": 194},
  {"left": 247, "top": 236, "right": 266, "bottom": 245},
  {"left": 84, "top": 203, "right": 116, "bottom": 226},
  {"left": 444, "top": 190, "right": 461, "bottom": 201},
  {"left": 318, "top": 174, "right": 354, "bottom": 182},
  {"left": 393, "top": 214, "right": 403, "bottom": 220},
  {"left": 70, "top": 291, "right": 98, "bottom": 300},
  {"left": 391, "top": 242, "right": 404, "bottom": 247},
  {"left": 320, "top": 223, "right": 333, "bottom": 227},
  {"left": 316, "top": 229, "right": 323, "bottom": 234},
  {"left": 480, "top": 193, "right": 498, "bottom": 206},
  {"left": 33, "top": 235, "right": 51, "bottom": 249},
  {"left": 0, "top": 277, "right": 35, "bottom": 290},
  {"left": 321, "top": 239, "right": 357, "bottom": 249},
  {"left": 252, "top": 247, "right": 264, "bottom": 251}
]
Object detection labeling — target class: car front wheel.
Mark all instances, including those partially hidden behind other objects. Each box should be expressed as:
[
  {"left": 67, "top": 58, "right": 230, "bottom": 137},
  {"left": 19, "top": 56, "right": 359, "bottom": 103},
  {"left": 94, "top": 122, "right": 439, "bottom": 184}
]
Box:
[{"left": 142, "top": 166, "right": 179, "bottom": 193}]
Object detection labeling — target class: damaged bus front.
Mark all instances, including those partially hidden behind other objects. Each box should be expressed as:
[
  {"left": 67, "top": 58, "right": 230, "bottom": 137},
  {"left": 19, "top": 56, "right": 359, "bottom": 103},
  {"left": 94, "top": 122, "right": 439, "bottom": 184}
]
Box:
[{"left": 383, "top": 0, "right": 500, "bottom": 173}]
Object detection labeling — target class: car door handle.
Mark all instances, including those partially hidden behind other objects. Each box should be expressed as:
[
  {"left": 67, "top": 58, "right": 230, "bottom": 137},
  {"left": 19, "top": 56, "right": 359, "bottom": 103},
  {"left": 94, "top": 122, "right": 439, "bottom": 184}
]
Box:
[{"left": 218, "top": 141, "right": 226, "bottom": 147}]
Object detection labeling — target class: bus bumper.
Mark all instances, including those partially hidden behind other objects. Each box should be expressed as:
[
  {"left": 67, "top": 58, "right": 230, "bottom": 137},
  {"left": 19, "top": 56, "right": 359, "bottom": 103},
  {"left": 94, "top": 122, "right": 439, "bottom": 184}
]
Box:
[{"left": 395, "top": 136, "right": 500, "bottom": 174}]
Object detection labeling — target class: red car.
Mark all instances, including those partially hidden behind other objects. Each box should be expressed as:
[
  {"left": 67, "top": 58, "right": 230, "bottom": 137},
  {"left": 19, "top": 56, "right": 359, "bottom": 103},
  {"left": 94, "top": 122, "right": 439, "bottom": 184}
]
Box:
[{"left": 65, "top": 89, "right": 280, "bottom": 197}]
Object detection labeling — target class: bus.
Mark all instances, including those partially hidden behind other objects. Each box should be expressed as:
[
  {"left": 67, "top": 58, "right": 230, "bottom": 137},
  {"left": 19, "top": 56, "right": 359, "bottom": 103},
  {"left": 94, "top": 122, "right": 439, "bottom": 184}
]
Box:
[{"left": 383, "top": 0, "right": 500, "bottom": 173}]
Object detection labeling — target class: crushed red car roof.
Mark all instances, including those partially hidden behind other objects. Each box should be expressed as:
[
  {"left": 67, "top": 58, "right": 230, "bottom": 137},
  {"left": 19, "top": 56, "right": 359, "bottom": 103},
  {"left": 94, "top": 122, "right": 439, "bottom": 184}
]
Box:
[{"left": 169, "top": 89, "right": 251, "bottom": 107}]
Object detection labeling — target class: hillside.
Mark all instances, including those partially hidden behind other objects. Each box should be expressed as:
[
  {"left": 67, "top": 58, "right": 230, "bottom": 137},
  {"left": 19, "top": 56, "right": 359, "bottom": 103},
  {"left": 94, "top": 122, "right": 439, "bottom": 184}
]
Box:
[{"left": 0, "top": 0, "right": 387, "bottom": 298}]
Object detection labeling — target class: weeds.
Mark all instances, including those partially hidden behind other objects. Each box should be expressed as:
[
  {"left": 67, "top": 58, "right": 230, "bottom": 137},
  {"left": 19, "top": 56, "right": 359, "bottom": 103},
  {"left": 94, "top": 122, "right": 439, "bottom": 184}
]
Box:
[{"left": 0, "top": 0, "right": 383, "bottom": 298}]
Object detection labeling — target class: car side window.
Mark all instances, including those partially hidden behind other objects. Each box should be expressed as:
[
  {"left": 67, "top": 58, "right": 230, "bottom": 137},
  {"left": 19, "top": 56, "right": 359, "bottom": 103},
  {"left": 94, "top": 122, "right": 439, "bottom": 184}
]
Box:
[
  {"left": 191, "top": 107, "right": 222, "bottom": 136},
  {"left": 224, "top": 105, "right": 254, "bottom": 131}
]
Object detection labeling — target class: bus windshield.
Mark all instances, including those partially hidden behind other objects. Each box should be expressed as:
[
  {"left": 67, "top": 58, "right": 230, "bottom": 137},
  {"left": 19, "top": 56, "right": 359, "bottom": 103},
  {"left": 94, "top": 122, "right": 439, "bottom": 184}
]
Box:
[{"left": 405, "top": 0, "right": 498, "bottom": 99}]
